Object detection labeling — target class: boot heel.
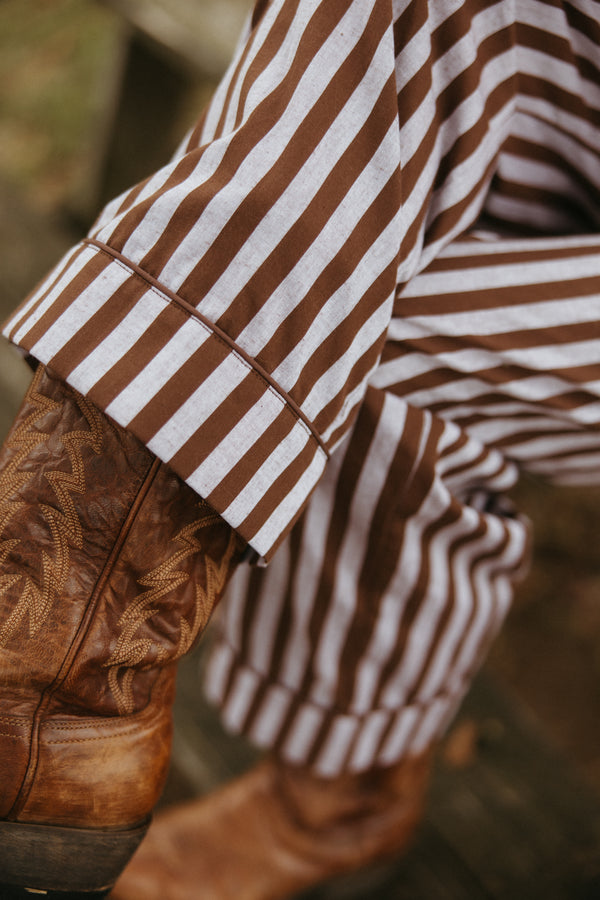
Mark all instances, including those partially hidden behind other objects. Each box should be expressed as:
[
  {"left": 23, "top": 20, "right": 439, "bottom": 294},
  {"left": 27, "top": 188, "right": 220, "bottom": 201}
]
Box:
[
  {"left": 1, "top": 887, "right": 110, "bottom": 898},
  {"left": 0, "top": 819, "right": 149, "bottom": 895}
]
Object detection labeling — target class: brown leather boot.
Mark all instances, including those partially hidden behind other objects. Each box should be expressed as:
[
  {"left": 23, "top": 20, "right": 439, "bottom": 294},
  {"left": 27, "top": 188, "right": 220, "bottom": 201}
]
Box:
[
  {"left": 0, "top": 366, "right": 245, "bottom": 898},
  {"left": 110, "top": 752, "right": 432, "bottom": 900}
]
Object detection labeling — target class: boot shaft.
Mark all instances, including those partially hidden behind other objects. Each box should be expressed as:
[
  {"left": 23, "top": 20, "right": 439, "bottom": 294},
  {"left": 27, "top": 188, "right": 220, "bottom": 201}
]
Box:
[{"left": 0, "top": 367, "right": 244, "bottom": 828}]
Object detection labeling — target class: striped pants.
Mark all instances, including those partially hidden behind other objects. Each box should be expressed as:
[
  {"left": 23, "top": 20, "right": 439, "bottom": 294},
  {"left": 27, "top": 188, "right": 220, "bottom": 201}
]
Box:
[{"left": 205, "top": 229, "right": 600, "bottom": 777}]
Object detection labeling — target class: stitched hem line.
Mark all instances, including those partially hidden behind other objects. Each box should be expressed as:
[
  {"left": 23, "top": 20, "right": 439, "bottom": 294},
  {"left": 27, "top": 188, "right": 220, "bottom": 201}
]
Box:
[
  {"left": 84, "top": 239, "right": 328, "bottom": 456},
  {"left": 2, "top": 239, "right": 332, "bottom": 557}
]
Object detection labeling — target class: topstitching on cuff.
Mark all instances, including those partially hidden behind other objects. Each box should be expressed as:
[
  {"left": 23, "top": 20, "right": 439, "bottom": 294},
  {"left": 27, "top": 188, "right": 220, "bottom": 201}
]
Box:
[{"left": 1, "top": 240, "right": 329, "bottom": 560}]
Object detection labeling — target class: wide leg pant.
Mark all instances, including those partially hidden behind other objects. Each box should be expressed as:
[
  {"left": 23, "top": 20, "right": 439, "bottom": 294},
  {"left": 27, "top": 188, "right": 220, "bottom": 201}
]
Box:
[{"left": 205, "top": 228, "right": 600, "bottom": 776}]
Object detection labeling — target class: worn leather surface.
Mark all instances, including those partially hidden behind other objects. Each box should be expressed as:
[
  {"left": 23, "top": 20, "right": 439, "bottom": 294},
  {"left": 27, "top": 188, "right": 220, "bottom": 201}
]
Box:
[
  {"left": 0, "top": 367, "right": 244, "bottom": 826},
  {"left": 110, "top": 753, "right": 432, "bottom": 900}
]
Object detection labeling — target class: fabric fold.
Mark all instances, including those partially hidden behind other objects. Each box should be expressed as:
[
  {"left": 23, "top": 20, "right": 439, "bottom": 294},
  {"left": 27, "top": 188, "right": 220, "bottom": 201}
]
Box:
[
  {"left": 3, "top": 239, "right": 330, "bottom": 559},
  {"left": 3, "top": 0, "right": 402, "bottom": 558}
]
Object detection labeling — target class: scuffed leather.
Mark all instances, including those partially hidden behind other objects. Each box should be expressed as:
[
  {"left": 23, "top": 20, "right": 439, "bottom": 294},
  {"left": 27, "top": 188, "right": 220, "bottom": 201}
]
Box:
[
  {"left": 0, "top": 367, "right": 244, "bottom": 825},
  {"left": 18, "top": 670, "right": 176, "bottom": 828}
]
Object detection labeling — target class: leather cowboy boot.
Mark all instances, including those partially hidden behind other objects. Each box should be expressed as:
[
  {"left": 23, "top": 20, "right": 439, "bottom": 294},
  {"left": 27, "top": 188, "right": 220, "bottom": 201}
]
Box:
[
  {"left": 0, "top": 366, "right": 246, "bottom": 898},
  {"left": 110, "top": 751, "right": 432, "bottom": 900}
]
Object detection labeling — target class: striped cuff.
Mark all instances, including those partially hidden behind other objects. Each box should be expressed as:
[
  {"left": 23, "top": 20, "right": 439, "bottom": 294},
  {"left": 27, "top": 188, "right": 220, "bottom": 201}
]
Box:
[
  {"left": 2, "top": 240, "right": 328, "bottom": 560},
  {"left": 204, "top": 639, "right": 464, "bottom": 777}
]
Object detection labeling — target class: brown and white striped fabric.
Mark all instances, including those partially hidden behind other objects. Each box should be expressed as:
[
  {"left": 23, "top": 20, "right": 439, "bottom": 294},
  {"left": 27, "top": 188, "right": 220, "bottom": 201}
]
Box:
[
  {"left": 6, "top": 0, "right": 599, "bottom": 560},
  {"left": 4, "top": 0, "right": 600, "bottom": 772},
  {"left": 206, "top": 228, "right": 600, "bottom": 774}
]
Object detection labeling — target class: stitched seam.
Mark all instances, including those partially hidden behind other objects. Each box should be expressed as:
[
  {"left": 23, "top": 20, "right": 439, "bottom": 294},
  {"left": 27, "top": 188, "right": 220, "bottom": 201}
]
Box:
[
  {"left": 104, "top": 514, "right": 238, "bottom": 715},
  {"left": 45, "top": 728, "right": 150, "bottom": 745},
  {"left": 41, "top": 716, "right": 151, "bottom": 732},
  {"left": 0, "top": 368, "right": 105, "bottom": 646},
  {"left": 84, "top": 239, "right": 328, "bottom": 458},
  {"left": 3, "top": 704, "right": 156, "bottom": 731},
  {"left": 46, "top": 457, "right": 162, "bottom": 694},
  {"left": 7, "top": 456, "right": 162, "bottom": 820}
]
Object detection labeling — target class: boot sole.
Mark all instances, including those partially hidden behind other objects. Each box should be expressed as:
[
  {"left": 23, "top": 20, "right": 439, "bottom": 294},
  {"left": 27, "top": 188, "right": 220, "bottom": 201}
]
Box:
[
  {"left": 0, "top": 818, "right": 148, "bottom": 894},
  {"left": 1, "top": 887, "right": 110, "bottom": 898}
]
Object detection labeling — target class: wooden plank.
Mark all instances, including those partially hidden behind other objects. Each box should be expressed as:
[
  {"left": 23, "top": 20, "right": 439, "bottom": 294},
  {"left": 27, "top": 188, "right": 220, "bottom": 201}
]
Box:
[
  {"left": 87, "top": 1, "right": 251, "bottom": 212},
  {"left": 92, "top": 33, "right": 196, "bottom": 206},
  {"left": 428, "top": 677, "right": 600, "bottom": 900},
  {"left": 165, "top": 649, "right": 600, "bottom": 899},
  {"left": 97, "top": 0, "right": 251, "bottom": 78},
  {"left": 0, "top": 178, "right": 71, "bottom": 438}
]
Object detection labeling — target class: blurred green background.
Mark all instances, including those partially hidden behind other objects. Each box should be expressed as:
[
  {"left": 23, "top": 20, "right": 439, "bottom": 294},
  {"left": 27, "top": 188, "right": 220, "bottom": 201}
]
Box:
[{"left": 0, "top": 0, "right": 118, "bottom": 212}]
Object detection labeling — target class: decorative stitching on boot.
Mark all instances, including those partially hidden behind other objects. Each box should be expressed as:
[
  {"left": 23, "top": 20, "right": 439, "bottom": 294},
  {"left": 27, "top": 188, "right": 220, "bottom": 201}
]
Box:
[
  {"left": 45, "top": 726, "right": 152, "bottom": 745},
  {"left": 0, "top": 369, "right": 104, "bottom": 646},
  {"left": 105, "top": 509, "right": 239, "bottom": 715}
]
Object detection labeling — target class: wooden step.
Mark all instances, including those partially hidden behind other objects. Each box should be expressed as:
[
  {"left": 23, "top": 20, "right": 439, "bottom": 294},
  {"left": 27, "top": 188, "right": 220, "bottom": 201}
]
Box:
[
  {"left": 98, "top": 0, "right": 251, "bottom": 77},
  {"left": 0, "top": 179, "right": 75, "bottom": 437},
  {"left": 164, "top": 650, "right": 600, "bottom": 900}
]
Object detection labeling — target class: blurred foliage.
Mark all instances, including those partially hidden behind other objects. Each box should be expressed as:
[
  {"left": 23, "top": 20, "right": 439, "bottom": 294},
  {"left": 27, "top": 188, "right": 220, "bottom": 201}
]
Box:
[{"left": 0, "top": 0, "right": 120, "bottom": 210}]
